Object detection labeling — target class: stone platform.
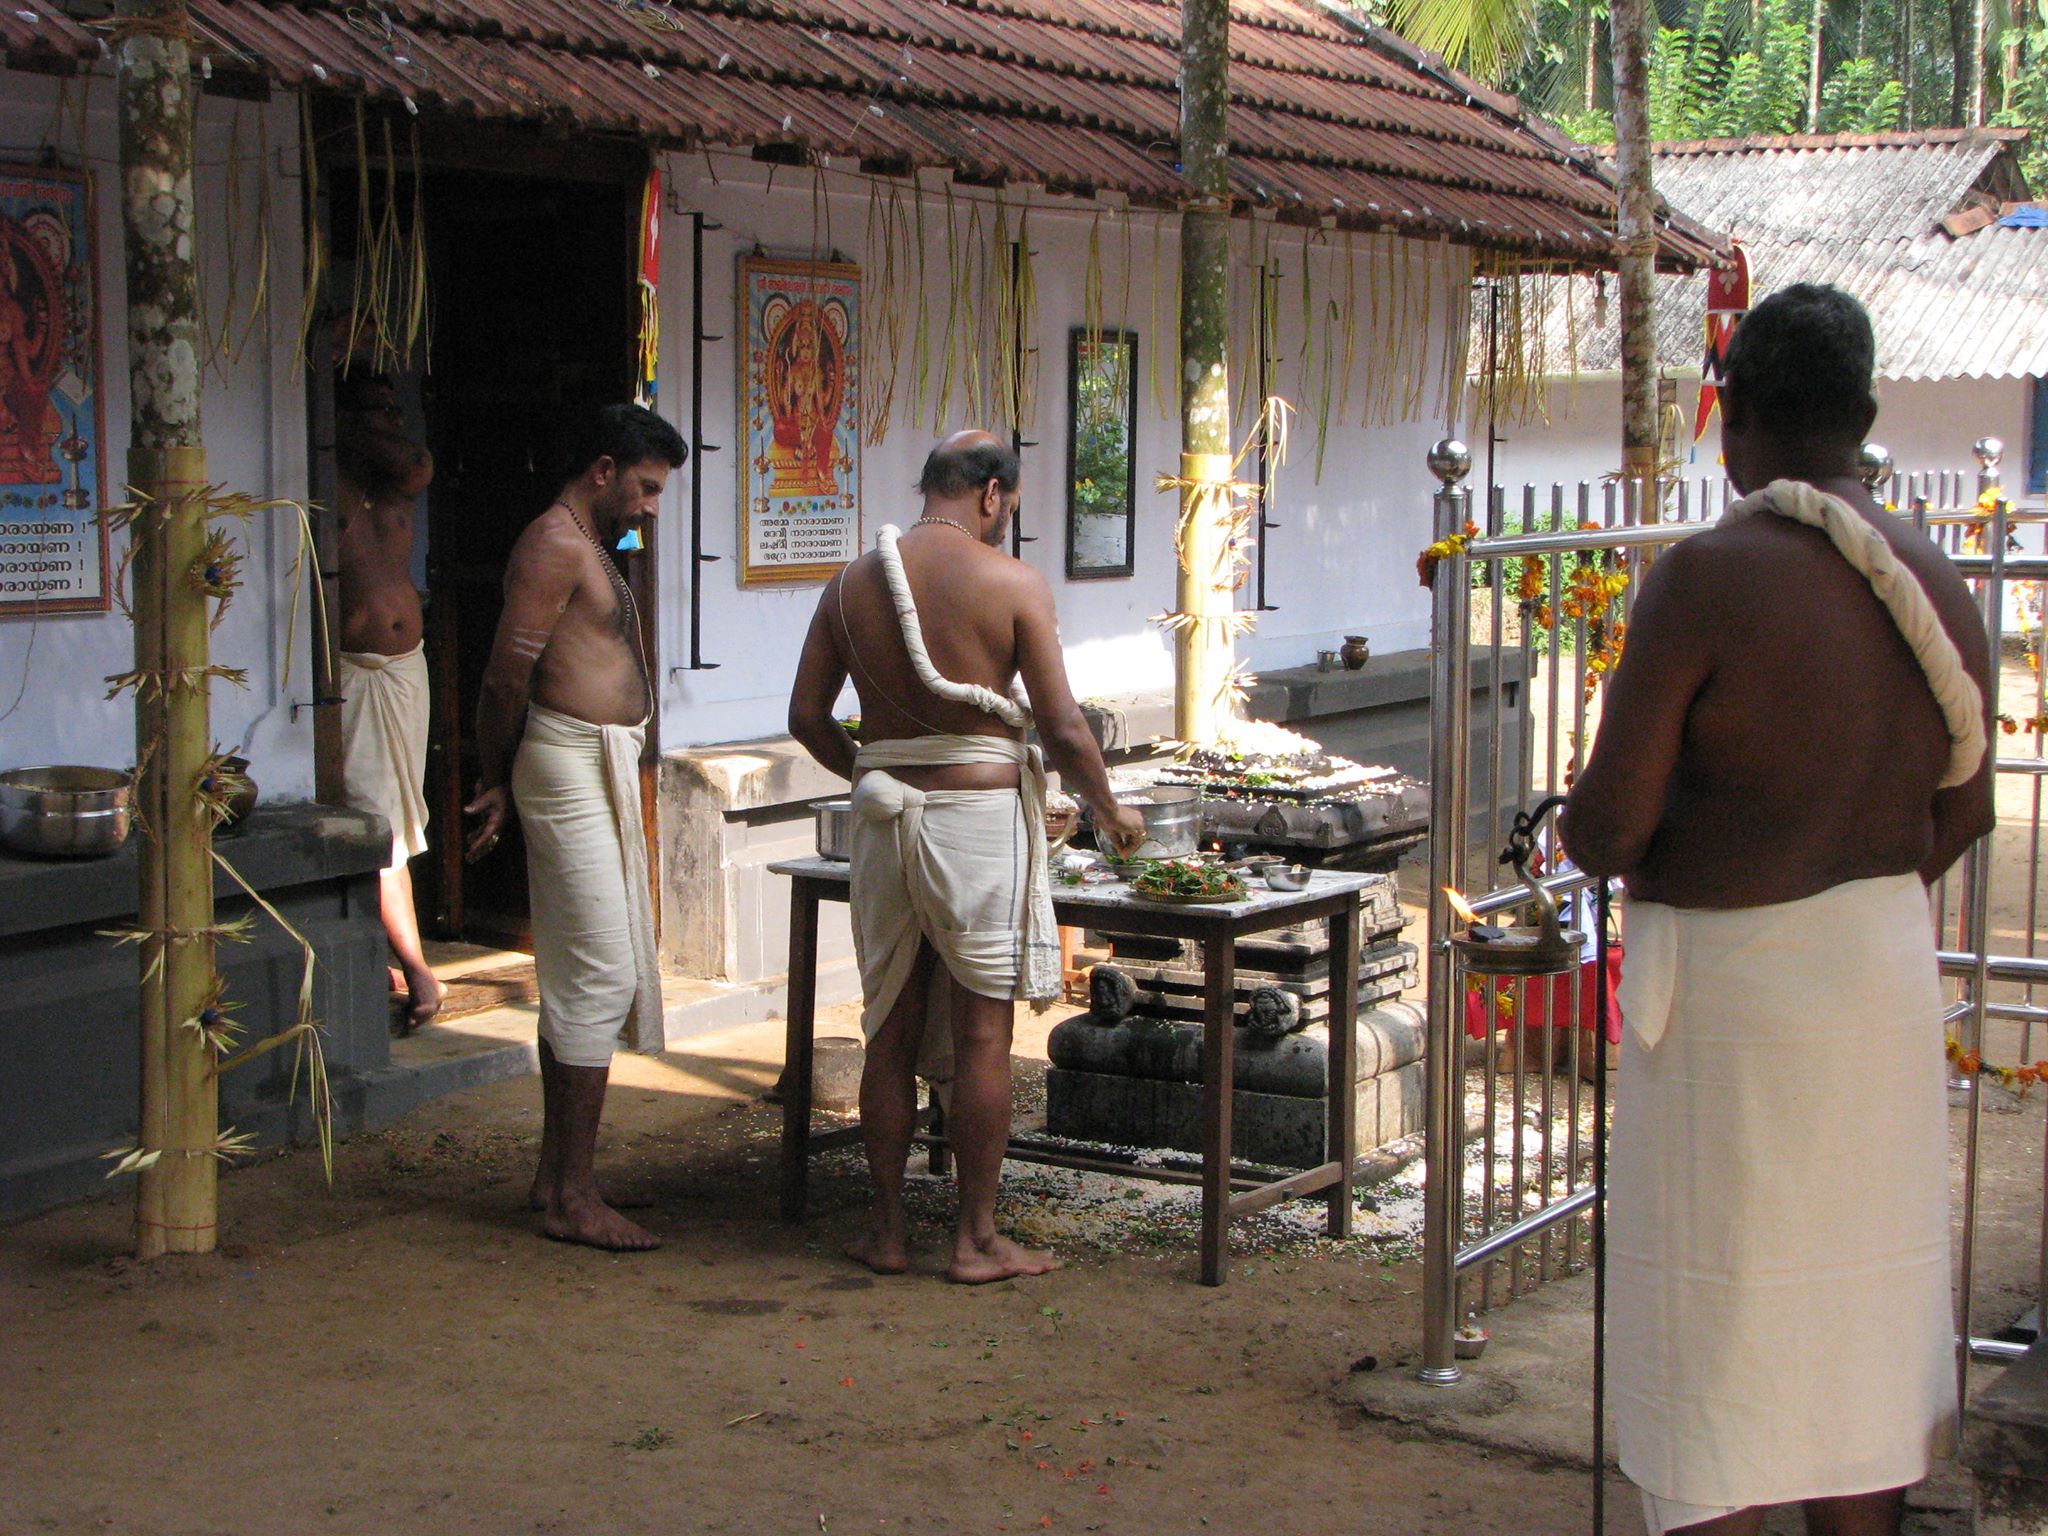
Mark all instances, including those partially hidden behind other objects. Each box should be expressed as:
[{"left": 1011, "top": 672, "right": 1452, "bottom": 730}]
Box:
[{"left": 1045, "top": 1001, "right": 1426, "bottom": 1168}]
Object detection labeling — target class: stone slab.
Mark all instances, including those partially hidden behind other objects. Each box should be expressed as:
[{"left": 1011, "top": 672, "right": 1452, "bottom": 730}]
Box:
[
  {"left": 1966, "top": 1337, "right": 2048, "bottom": 1485},
  {"left": 1043, "top": 1059, "right": 1424, "bottom": 1167}
]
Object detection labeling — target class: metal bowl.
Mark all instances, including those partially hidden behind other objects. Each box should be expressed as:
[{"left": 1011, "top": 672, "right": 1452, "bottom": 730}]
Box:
[
  {"left": 1110, "top": 784, "right": 1200, "bottom": 860},
  {"left": 814, "top": 798, "right": 854, "bottom": 861},
  {"left": 1265, "top": 863, "right": 1312, "bottom": 891},
  {"left": 0, "top": 765, "right": 134, "bottom": 858}
]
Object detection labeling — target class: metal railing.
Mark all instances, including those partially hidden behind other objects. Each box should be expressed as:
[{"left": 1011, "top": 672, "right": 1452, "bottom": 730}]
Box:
[{"left": 1416, "top": 438, "right": 2048, "bottom": 1394}]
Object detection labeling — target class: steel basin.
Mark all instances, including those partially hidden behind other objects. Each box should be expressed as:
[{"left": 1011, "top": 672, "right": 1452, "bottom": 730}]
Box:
[
  {"left": 814, "top": 798, "right": 854, "bottom": 861},
  {"left": 1113, "top": 784, "right": 1200, "bottom": 860},
  {"left": 0, "top": 765, "right": 134, "bottom": 858}
]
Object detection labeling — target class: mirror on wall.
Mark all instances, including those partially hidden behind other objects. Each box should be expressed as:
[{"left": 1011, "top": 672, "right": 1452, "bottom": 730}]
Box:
[{"left": 1065, "top": 328, "right": 1138, "bottom": 580}]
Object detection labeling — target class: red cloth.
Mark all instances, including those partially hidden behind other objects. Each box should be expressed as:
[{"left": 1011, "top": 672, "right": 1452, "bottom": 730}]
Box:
[{"left": 1462, "top": 946, "right": 1624, "bottom": 1043}]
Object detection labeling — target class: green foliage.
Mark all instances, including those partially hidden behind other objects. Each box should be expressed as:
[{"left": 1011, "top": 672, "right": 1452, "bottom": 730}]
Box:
[
  {"left": 1818, "top": 55, "right": 1907, "bottom": 131},
  {"left": 1997, "top": 2, "right": 2048, "bottom": 186},
  {"left": 1643, "top": 0, "right": 1810, "bottom": 139},
  {"left": 1380, "top": 0, "right": 2044, "bottom": 178}
]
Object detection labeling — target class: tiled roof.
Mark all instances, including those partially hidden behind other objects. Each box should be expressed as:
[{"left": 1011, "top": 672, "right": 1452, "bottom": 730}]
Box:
[
  {"left": 1518, "top": 129, "right": 2048, "bottom": 381},
  {"left": 9, "top": 0, "right": 1724, "bottom": 268}
]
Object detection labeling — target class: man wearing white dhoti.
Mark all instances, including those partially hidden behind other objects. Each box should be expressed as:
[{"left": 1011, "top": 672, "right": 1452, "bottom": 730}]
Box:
[
  {"left": 790, "top": 431, "right": 1146, "bottom": 1284},
  {"left": 1563, "top": 285, "right": 1997, "bottom": 1536},
  {"left": 334, "top": 370, "right": 441, "bottom": 1030},
  {"left": 465, "top": 404, "right": 686, "bottom": 1252}
]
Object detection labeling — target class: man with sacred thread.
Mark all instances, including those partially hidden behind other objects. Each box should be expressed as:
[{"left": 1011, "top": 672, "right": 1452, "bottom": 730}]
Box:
[
  {"left": 1563, "top": 285, "right": 1996, "bottom": 1536},
  {"left": 788, "top": 430, "right": 1148, "bottom": 1283},
  {"left": 465, "top": 404, "right": 686, "bottom": 1252},
  {"left": 332, "top": 369, "right": 442, "bottom": 1031}
]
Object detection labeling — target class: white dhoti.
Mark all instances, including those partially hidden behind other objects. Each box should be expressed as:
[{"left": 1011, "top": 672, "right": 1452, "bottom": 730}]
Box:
[
  {"left": 512, "top": 703, "right": 663, "bottom": 1069},
  {"left": 338, "top": 642, "right": 430, "bottom": 871},
  {"left": 848, "top": 734, "right": 1059, "bottom": 1084},
  {"left": 1611, "top": 874, "right": 1956, "bottom": 1516}
]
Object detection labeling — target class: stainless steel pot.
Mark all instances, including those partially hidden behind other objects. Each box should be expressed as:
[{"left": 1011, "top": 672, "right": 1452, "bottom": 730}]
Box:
[
  {"left": 814, "top": 798, "right": 854, "bottom": 861},
  {"left": 1112, "top": 784, "right": 1200, "bottom": 860},
  {"left": 0, "top": 766, "right": 134, "bottom": 858}
]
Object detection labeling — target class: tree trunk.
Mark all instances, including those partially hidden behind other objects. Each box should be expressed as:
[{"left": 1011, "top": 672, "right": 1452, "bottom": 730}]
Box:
[
  {"left": 1611, "top": 0, "right": 1660, "bottom": 523},
  {"left": 1903, "top": 0, "right": 1916, "bottom": 129},
  {"left": 1176, "top": 0, "right": 1233, "bottom": 747},
  {"left": 1972, "top": 0, "right": 1987, "bottom": 121},
  {"left": 1808, "top": 0, "right": 1826, "bottom": 128},
  {"left": 1584, "top": 3, "right": 1598, "bottom": 112},
  {"left": 117, "top": 0, "right": 215, "bottom": 1258},
  {"left": 2005, "top": 0, "right": 2025, "bottom": 110},
  {"left": 1951, "top": 0, "right": 1975, "bottom": 123}
]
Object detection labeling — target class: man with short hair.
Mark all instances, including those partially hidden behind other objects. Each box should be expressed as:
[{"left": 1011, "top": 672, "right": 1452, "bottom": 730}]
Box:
[
  {"left": 1563, "top": 285, "right": 1995, "bottom": 1536},
  {"left": 465, "top": 403, "right": 686, "bottom": 1252},
  {"left": 789, "top": 430, "right": 1147, "bottom": 1284},
  {"left": 333, "top": 370, "right": 440, "bottom": 1031}
]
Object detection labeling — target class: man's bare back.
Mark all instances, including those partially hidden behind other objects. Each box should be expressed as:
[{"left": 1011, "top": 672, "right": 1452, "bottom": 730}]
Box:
[
  {"left": 1566, "top": 478, "right": 1994, "bottom": 908},
  {"left": 827, "top": 525, "right": 1034, "bottom": 791},
  {"left": 335, "top": 376, "right": 432, "bottom": 655}
]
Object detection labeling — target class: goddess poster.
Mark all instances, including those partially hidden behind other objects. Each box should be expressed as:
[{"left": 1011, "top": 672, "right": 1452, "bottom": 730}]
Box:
[
  {"left": 0, "top": 163, "right": 106, "bottom": 615},
  {"left": 738, "top": 255, "right": 860, "bottom": 586}
]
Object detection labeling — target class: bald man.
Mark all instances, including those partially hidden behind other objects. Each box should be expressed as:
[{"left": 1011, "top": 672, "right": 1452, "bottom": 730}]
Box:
[{"left": 789, "top": 430, "right": 1146, "bottom": 1283}]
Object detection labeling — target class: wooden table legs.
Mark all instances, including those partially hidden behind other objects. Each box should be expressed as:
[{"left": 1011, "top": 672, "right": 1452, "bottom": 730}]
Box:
[
  {"left": 1199, "top": 932, "right": 1237, "bottom": 1287},
  {"left": 1325, "top": 900, "right": 1360, "bottom": 1239},
  {"left": 778, "top": 880, "right": 820, "bottom": 1223}
]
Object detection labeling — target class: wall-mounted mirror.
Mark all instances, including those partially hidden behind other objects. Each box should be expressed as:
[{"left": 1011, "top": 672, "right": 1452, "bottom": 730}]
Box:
[{"left": 1066, "top": 328, "right": 1138, "bottom": 580}]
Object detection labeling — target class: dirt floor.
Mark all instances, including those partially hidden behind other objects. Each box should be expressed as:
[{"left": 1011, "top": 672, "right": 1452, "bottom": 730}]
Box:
[
  {"left": 4, "top": 979, "right": 2040, "bottom": 1536},
  {"left": 3, "top": 650, "right": 2043, "bottom": 1535},
  {"left": 3, "top": 1007, "right": 1648, "bottom": 1536}
]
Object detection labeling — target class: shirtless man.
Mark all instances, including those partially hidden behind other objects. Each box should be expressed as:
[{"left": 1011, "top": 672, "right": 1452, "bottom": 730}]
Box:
[
  {"left": 465, "top": 403, "right": 686, "bottom": 1252},
  {"left": 1562, "top": 286, "right": 1995, "bottom": 1536},
  {"left": 789, "top": 430, "right": 1146, "bottom": 1283},
  {"left": 333, "top": 370, "right": 441, "bottom": 1029}
]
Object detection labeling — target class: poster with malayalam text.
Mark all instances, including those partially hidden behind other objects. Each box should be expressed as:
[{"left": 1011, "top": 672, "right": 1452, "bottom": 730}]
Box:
[
  {"left": 738, "top": 255, "right": 860, "bottom": 586},
  {"left": 0, "top": 163, "right": 106, "bottom": 616}
]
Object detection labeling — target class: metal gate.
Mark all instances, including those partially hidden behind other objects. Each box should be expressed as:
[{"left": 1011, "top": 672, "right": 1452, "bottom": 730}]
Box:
[{"left": 1413, "top": 439, "right": 2048, "bottom": 1403}]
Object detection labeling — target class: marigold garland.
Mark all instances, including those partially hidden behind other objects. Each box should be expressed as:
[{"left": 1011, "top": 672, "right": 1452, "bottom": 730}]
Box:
[
  {"left": 1416, "top": 521, "right": 1478, "bottom": 587},
  {"left": 1946, "top": 1033, "right": 2048, "bottom": 1096}
]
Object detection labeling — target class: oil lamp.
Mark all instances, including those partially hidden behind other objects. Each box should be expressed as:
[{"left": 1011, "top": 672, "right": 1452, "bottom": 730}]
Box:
[{"left": 1447, "top": 795, "right": 1583, "bottom": 977}]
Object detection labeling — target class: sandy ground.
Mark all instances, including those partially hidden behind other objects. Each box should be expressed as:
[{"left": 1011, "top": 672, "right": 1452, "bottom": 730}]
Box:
[
  {"left": 3, "top": 648, "right": 2040, "bottom": 1535},
  {"left": 3, "top": 1006, "right": 1649, "bottom": 1536},
  {"left": 4, "top": 978, "right": 2040, "bottom": 1536}
]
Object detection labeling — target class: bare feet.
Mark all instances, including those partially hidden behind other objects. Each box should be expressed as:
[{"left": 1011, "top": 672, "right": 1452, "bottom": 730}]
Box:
[
  {"left": 845, "top": 1230, "right": 910, "bottom": 1275},
  {"left": 946, "top": 1232, "right": 1059, "bottom": 1285},
  {"left": 527, "top": 1182, "right": 654, "bottom": 1213},
  {"left": 396, "top": 963, "right": 443, "bottom": 1036},
  {"left": 541, "top": 1192, "right": 661, "bottom": 1252}
]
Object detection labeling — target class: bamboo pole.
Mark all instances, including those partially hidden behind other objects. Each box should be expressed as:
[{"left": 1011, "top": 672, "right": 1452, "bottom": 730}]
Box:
[
  {"left": 1176, "top": 0, "right": 1232, "bottom": 747},
  {"left": 1610, "top": 0, "right": 1660, "bottom": 528},
  {"left": 117, "top": 0, "right": 215, "bottom": 1258}
]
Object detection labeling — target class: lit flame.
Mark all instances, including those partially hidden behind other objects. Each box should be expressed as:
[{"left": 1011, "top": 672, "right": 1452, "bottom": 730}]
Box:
[{"left": 1443, "top": 886, "right": 1480, "bottom": 925}]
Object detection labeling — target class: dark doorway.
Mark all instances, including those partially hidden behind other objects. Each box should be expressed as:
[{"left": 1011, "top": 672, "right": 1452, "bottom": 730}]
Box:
[{"left": 413, "top": 169, "right": 640, "bottom": 948}]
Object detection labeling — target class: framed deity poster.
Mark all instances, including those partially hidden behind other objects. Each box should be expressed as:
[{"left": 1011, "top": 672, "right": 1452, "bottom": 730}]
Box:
[
  {"left": 737, "top": 254, "right": 861, "bottom": 586},
  {"left": 0, "top": 163, "right": 106, "bottom": 615}
]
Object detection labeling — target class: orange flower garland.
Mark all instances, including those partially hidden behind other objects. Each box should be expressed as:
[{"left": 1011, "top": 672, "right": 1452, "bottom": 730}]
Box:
[{"left": 1946, "top": 1033, "right": 2048, "bottom": 1096}]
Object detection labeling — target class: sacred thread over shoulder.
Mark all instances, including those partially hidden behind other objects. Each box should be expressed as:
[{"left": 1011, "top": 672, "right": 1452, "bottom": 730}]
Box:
[
  {"left": 874, "top": 525, "right": 1034, "bottom": 726},
  {"left": 1722, "top": 479, "right": 1987, "bottom": 788}
]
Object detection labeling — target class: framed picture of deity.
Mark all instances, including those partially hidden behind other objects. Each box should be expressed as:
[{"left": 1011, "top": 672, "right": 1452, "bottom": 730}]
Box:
[
  {"left": 737, "top": 254, "right": 861, "bottom": 587},
  {"left": 0, "top": 162, "right": 107, "bottom": 616}
]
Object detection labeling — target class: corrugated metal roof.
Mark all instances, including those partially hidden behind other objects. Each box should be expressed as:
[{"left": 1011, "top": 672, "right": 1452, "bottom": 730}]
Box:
[
  {"left": 1516, "top": 129, "right": 2048, "bottom": 381},
  {"left": 12, "top": 0, "right": 1725, "bottom": 269}
]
